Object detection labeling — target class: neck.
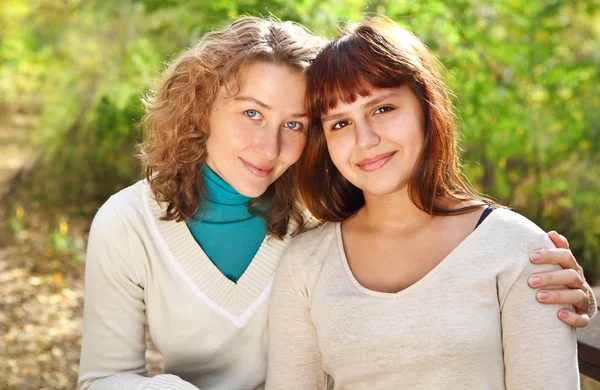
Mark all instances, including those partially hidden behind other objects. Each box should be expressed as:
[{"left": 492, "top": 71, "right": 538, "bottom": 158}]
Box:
[
  {"left": 357, "top": 186, "right": 433, "bottom": 233},
  {"left": 203, "top": 164, "right": 252, "bottom": 206}
]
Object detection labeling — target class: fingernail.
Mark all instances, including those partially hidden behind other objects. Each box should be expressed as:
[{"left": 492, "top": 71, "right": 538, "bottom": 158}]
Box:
[
  {"left": 537, "top": 291, "right": 549, "bottom": 301},
  {"left": 559, "top": 311, "right": 569, "bottom": 320},
  {"left": 529, "top": 276, "right": 540, "bottom": 287},
  {"left": 530, "top": 253, "right": 542, "bottom": 262}
]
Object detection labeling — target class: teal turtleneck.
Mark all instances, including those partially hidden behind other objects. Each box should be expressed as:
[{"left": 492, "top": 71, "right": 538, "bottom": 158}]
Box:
[{"left": 186, "top": 165, "right": 267, "bottom": 283}]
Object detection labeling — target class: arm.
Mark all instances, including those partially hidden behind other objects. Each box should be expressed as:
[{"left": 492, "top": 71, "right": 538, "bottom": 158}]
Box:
[
  {"left": 266, "top": 252, "right": 326, "bottom": 389},
  {"left": 78, "top": 203, "right": 198, "bottom": 390},
  {"left": 502, "top": 234, "right": 578, "bottom": 389},
  {"left": 528, "top": 231, "right": 596, "bottom": 327}
]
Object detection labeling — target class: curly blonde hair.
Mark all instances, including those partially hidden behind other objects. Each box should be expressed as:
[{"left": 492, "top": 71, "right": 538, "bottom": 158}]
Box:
[{"left": 139, "top": 17, "right": 324, "bottom": 239}]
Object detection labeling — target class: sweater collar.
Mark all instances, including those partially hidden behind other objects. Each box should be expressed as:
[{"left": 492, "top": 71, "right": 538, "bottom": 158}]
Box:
[{"left": 204, "top": 164, "right": 252, "bottom": 206}]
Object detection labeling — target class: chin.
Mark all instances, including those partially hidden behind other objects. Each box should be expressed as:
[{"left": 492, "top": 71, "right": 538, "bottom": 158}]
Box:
[
  {"left": 234, "top": 181, "right": 271, "bottom": 198},
  {"left": 361, "top": 180, "right": 408, "bottom": 197}
]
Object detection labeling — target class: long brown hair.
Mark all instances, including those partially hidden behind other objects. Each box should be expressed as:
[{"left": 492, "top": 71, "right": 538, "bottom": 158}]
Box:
[
  {"left": 139, "top": 16, "right": 324, "bottom": 238},
  {"left": 298, "top": 16, "right": 497, "bottom": 222}
]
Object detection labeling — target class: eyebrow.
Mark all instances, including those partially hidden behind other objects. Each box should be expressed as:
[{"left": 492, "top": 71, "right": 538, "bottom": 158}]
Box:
[
  {"left": 362, "top": 92, "right": 397, "bottom": 109},
  {"left": 290, "top": 113, "right": 308, "bottom": 119},
  {"left": 233, "top": 96, "right": 272, "bottom": 110},
  {"left": 234, "top": 96, "right": 307, "bottom": 118},
  {"left": 322, "top": 112, "right": 347, "bottom": 123},
  {"left": 322, "top": 91, "right": 399, "bottom": 123}
]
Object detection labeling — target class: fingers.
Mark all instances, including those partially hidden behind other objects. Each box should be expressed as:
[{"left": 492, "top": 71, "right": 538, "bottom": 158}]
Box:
[
  {"left": 557, "top": 308, "right": 590, "bottom": 328},
  {"left": 535, "top": 288, "right": 589, "bottom": 313},
  {"left": 531, "top": 232, "right": 592, "bottom": 328},
  {"left": 528, "top": 269, "right": 585, "bottom": 290},
  {"left": 548, "top": 230, "right": 569, "bottom": 249},
  {"left": 530, "top": 248, "right": 582, "bottom": 273}
]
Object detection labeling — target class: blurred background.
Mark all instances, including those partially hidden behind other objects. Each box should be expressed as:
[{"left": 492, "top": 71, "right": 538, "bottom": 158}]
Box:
[{"left": 1, "top": 0, "right": 599, "bottom": 389}]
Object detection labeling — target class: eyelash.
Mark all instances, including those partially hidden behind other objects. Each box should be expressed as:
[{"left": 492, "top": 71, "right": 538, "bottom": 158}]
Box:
[
  {"left": 331, "top": 120, "right": 350, "bottom": 130},
  {"left": 374, "top": 106, "right": 394, "bottom": 114},
  {"left": 244, "top": 110, "right": 304, "bottom": 131},
  {"left": 330, "top": 106, "right": 394, "bottom": 130},
  {"left": 284, "top": 121, "right": 304, "bottom": 131},
  {"left": 244, "top": 109, "right": 262, "bottom": 120}
]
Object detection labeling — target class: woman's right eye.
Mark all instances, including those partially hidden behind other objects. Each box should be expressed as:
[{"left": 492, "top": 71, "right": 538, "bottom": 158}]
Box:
[
  {"left": 244, "top": 109, "right": 261, "bottom": 120},
  {"left": 332, "top": 120, "right": 350, "bottom": 130}
]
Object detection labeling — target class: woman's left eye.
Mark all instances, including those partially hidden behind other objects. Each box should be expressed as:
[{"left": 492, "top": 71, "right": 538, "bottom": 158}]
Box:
[
  {"left": 244, "top": 109, "right": 261, "bottom": 119},
  {"left": 284, "top": 121, "right": 303, "bottom": 131},
  {"left": 374, "top": 106, "right": 393, "bottom": 115}
]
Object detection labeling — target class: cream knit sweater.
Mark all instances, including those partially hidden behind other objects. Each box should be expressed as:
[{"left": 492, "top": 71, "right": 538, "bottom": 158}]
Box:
[{"left": 78, "top": 181, "right": 292, "bottom": 389}]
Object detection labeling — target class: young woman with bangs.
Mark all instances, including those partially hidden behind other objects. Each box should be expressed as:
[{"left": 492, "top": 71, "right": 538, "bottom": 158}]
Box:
[
  {"left": 267, "top": 17, "right": 584, "bottom": 389},
  {"left": 78, "top": 15, "right": 591, "bottom": 390}
]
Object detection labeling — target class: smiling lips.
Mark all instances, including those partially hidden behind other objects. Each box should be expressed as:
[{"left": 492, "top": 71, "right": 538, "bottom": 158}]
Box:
[
  {"left": 241, "top": 158, "right": 274, "bottom": 177},
  {"left": 356, "top": 151, "right": 396, "bottom": 172}
]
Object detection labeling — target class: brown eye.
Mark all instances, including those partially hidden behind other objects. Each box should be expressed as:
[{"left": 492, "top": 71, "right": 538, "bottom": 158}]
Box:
[
  {"left": 374, "top": 106, "right": 394, "bottom": 114},
  {"left": 332, "top": 120, "right": 350, "bottom": 130}
]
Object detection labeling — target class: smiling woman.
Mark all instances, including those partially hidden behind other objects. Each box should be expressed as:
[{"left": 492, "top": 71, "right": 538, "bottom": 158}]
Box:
[
  {"left": 77, "top": 16, "right": 323, "bottom": 390},
  {"left": 266, "top": 17, "right": 588, "bottom": 389}
]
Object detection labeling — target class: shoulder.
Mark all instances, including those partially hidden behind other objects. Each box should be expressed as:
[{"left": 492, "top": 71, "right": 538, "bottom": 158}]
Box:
[
  {"left": 482, "top": 208, "right": 553, "bottom": 252},
  {"left": 278, "top": 222, "right": 337, "bottom": 285},
  {"left": 287, "top": 222, "right": 336, "bottom": 261},
  {"left": 89, "top": 180, "right": 147, "bottom": 238},
  {"left": 100, "top": 180, "right": 146, "bottom": 217},
  {"left": 85, "top": 181, "right": 152, "bottom": 283},
  {"left": 484, "top": 210, "right": 562, "bottom": 309},
  {"left": 480, "top": 208, "right": 557, "bottom": 295}
]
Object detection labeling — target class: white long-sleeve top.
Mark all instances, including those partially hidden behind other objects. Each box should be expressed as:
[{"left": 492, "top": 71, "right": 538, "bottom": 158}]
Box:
[
  {"left": 266, "top": 208, "right": 579, "bottom": 389},
  {"left": 79, "top": 180, "right": 292, "bottom": 389}
]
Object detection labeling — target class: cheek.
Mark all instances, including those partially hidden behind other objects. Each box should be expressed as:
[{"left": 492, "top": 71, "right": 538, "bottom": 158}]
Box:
[
  {"left": 281, "top": 133, "right": 306, "bottom": 164},
  {"left": 230, "top": 128, "right": 256, "bottom": 150},
  {"left": 404, "top": 125, "right": 425, "bottom": 154},
  {"left": 325, "top": 134, "right": 353, "bottom": 171},
  {"left": 208, "top": 120, "right": 255, "bottom": 154},
  {"left": 383, "top": 116, "right": 424, "bottom": 152}
]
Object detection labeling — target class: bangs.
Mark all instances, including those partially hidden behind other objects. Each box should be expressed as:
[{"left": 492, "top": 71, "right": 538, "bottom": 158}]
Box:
[{"left": 307, "top": 29, "right": 414, "bottom": 118}]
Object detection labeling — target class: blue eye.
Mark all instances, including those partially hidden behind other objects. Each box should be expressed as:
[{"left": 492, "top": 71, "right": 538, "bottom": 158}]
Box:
[
  {"left": 244, "top": 109, "right": 260, "bottom": 119},
  {"left": 284, "top": 121, "right": 303, "bottom": 131},
  {"left": 332, "top": 120, "right": 350, "bottom": 130}
]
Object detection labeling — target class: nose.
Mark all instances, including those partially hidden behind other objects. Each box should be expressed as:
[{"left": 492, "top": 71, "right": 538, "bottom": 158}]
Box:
[
  {"left": 255, "top": 126, "right": 281, "bottom": 160},
  {"left": 355, "top": 120, "right": 381, "bottom": 150}
]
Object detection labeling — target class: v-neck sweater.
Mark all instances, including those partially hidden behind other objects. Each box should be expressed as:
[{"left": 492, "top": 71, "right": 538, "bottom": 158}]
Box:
[
  {"left": 266, "top": 208, "right": 578, "bottom": 389},
  {"left": 78, "top": 180, "right": 292, "bottom": 390},
  {"left": 186, "top": 165, "right": 267, "bottom": 283}
]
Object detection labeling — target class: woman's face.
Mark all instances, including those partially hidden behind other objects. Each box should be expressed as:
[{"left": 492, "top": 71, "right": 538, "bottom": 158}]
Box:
[
  {"left": 321, "top": 84, "right": 425, "bottom": 197},
  {"left": 206, "top": 62, "right": 308, "bottom": 198}
]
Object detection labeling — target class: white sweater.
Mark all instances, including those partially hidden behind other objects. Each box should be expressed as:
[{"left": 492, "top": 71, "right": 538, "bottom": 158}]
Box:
[
  {"left": 78, "top": 180, "right": 292, "bottom": 390},
  {"left": 266, "top": 208, "right": 579, "bottom": 389}
]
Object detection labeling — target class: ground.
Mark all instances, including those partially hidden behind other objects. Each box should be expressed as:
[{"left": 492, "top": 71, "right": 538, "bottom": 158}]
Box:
[{"left": 0, "top": 226, "right": 163, "bottom": 389}]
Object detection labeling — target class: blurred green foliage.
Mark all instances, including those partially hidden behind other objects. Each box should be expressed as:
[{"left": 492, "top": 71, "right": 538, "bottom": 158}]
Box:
[{"left": 1, "top": 0, "right": 599, "bottom": 280}]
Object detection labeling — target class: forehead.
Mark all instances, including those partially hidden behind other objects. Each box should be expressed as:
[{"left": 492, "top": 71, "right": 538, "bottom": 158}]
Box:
[
  {"left": 325, "top": 89, "right": 374, "bottom": 114},
  {"left": 222, "top": 62, "right": 306, "bottom": 101}
]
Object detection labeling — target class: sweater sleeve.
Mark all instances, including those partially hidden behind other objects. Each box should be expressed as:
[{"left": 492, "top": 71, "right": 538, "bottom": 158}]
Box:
[
  {"left": 266, "top": 251, "right": 327, "bottom": 389},
  {"left": 500, "top": 233, "right": 579, "bottom": 389},
  {"left": 78, "top": 201, "right": 199, "bottom": 390}
]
